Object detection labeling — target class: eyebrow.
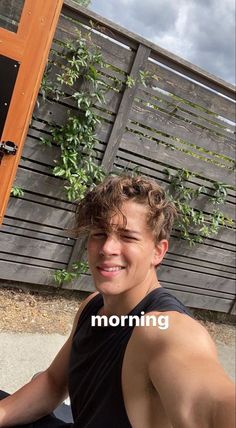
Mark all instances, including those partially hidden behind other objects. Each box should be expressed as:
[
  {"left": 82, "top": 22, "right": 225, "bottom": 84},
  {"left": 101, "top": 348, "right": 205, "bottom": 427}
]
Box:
[{"left": 118, "top": 228, "right": 141, "bottom": 235}]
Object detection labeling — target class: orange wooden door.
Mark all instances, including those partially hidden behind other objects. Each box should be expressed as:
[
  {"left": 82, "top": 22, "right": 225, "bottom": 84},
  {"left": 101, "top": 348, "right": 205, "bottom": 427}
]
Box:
[{"left": 0, "top": 0, "right": 63, "bottom": 224}]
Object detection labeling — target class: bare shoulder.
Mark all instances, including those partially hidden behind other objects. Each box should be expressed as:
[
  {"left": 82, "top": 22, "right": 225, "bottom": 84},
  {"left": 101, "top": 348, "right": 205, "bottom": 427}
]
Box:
[
  {"left": 131, "top": 312, "right": 235, "bottom": 427},
  {"left": 134, "top": 311, "right": 217, "bottom": 359}
]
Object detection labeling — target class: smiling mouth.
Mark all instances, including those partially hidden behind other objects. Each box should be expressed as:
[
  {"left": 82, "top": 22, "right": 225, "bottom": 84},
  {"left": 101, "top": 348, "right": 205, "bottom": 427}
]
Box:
[{"left": 98, "top": 266, "right": 125, "bottom": 272}]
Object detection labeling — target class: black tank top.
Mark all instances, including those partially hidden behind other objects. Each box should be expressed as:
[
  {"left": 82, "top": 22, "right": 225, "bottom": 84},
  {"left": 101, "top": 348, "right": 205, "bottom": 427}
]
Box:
[{"left": 68, "top": 287, "right": 191, "bottom": 427}]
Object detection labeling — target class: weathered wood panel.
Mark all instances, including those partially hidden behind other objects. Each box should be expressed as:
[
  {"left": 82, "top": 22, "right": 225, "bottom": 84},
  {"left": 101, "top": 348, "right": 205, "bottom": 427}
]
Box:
[
  {"left": 158, "top": 266, "right": 235, "bottom": 294},
  {"left": 0, "top": 260, "right": 55, "bottom": 285},
  {"left": 22, "top": 136, "right": 61, "bottom": 166},
  {"left": 6, "top": 198, "right": 74, "bottom": 229},
  {"left": 165, "top": 252, "right": 235, "bottom": 275},
  {"left": 113, "top": 155, "right": 236, "bottom": 199},
  {"left": 169, "top": 237, "right": 235, "bottom": 265},
  {"left": 136, "top": 88, "right": 235, "bottom": 137},
  {"left": 0, "top": 224, "right": 73, "bottom": 246},
  {"left": 162, "top": 285, "right": 233, "bottom": 313},
  {"left": 119, "top": 132, "right": 235, "bottom": 185},
  {"left": 0, "top": 2, "right": 235, "bottom": 313},
  {"left": 146, "top": 61, "right": 235, "bottom": 122},
  {"left": 0, "top": 233, "right": 72, "bottom": 263},
  {"left": 3, "top": 217, "right": 73, "bottom": 238},
  {"left": 15, "top": 168, "right": 68, "bottom": 202},
  {"left": 0, "top": 253, "right": 66, "bottom": 270},
  {"left": 56, "top": 15, "right": 134, "bottom": 73},
  {"left": 129, "top": 102, "right": 235, "bottom": 161}
]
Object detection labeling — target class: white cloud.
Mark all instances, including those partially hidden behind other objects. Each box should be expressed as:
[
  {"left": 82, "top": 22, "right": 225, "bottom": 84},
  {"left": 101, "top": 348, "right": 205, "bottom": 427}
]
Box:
[{"left": 89, "top": 0, "right": 235, "bottom": 84}]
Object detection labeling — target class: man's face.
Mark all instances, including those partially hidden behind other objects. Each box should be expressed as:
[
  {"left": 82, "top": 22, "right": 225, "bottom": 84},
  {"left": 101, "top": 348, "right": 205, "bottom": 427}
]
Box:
[{"left": 87, "top": 200, "right": 167, "bottom": 296}]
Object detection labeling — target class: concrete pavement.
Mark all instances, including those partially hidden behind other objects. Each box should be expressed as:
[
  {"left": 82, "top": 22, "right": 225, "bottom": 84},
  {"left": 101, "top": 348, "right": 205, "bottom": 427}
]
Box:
[
  {"left": 0, "top": 333, "right": 67, "bottom": 393},
  {"left": 0, "top": 332, "right": 235, "bottom": 394}
]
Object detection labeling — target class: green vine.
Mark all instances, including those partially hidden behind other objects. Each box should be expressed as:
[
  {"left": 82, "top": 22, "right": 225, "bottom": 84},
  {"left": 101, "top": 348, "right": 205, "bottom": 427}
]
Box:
[
  {"left": 53, "top": 261, "right": 89, "bottom": 286},
  {"left": 11, "top": 186, "right": 24, "bottom": 198},
  {"left": 125, "top": 70, "right": 152, "bottom": 88},
  {"left": 164, "top": 168, "right": 234, "bottom": 245},
  {"left": 41, "top": 30, "right": 106, "bottom": 202}
]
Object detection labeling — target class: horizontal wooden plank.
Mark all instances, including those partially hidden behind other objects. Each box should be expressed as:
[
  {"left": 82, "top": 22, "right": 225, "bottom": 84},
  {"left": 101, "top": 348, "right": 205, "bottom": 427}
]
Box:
[
  {"left": 29, "top": 119, "right": 52, "bottom": 135},
  {"left": 114, "top": 157, "right": 235, "bottom": 219},
  {"left": 62, "top": 269, "right": 234, "bottom": 297},
  {"left": 33, "top": 98, "right": 69, "bottom": 127},
  {"left": 129, "top": 103, "right": 235, "bottom": 163},
  {"left": 34, "top": 91, "right": 119, "bottom": 127},
  {"left": 128, "top": 122, "right": 233, "bottom": 171},
  {"left": 3, "top": 217, "right": 74, "bottom": 239},
  {"left": 55, "top": 14, "right": 134, "bottom": 73},
  {"left": 44, "top": 63, "right": 123, "bottom": 116},
  {"left": 183, "top": 198, "right": 235, "bottom": 222},
  {"left": 162, "top": 258, "right": 235, "bottom": 280},
  {"left": 146, "top": 61, "right": 236, "bottom": 122},
  {"left": 169, "top": 237, "right": 235, "bottom": 267},
  {"left": 119, "top": 132, "right": 235, "bottom": 185},
  {"left": 22, "top": 136, "right": 61, "bottom": 166},
  {"left": 136, "top": 88, "right": 236, "bottom": 136},
  {"left": 14, "top": 167, "right": 69, "bottom": 202},
  {"left": 0, "top": 224, "right": 73, "bottom": 246},
  {"left": 31, "top": 109, "right": 113, "bottom": 149},
  {"left": 0, "top": 0, "right": 23, "bottom": 20},
  {"left": 6, "top": 198, "right": 75, "bottom": 229},
  {"left": 19, "top": 158, "right": 54, "bottom": 175},
  {"left": 161, "top": 284, "right": 233, "bottom": 313},
  {"left": 114, "top": 153, "right": 236, "bottom": 199},
  {"left": 171, "top": 230, "right": 235, "bottom": 252},
  {"left": 0, "top": 232, "right": 72, "bottom": 263},
  {"left": 21, "top": 136, "right": 105, "bottom": 173},
  {"left": 62, "top": 274, "right": 233, "bottom": 313},
  {"left": 49, "top": 41, "right": 127, "bottom": 84},
  {"left": 19, "top": 147, "right": 103, "bottom": 176},
  {"left": 11, "top": 191, "right": 74, "bottom": 214},
  {"left": 208, "top": 228, "right": 235, "bottom": 249},
  {"left": 158, "top": 265, "right": 235, "bottom": 294},
  {"left": 163, "top": 282, "right": 233, "bottom": 300},
  {"left": 0, "top": 260, "right": 55, "bottom": 286},
  {"left": 165, "top": 253, "right": 235, "bottom": 275},
  {"left": 0, "top": 253, "right": 66, "bottom": 270},
  {"left": 162, "top": 105, "right": 235, "bottom": 144}
]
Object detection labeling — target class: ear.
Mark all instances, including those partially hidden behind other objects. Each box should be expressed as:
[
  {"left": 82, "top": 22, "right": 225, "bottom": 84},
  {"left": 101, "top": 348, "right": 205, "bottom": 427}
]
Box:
[{"left": 152, "top": 239, "right": 168, "bottom": 267}]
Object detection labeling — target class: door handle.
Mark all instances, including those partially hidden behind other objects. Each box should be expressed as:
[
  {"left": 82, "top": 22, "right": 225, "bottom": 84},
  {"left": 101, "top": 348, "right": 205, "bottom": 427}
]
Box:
[{"left": 0, "top": 141, "right": 18, "bottom": 164}]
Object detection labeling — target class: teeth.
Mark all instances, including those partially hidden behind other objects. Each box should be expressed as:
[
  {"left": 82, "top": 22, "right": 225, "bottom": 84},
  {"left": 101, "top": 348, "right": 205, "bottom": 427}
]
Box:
[{"left": 102, "top": 266, "right": 123, "bottom": 272}]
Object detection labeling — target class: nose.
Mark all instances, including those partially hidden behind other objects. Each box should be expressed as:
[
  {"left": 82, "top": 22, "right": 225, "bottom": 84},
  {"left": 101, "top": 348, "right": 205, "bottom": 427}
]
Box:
[{"left": 100, "top": 234, "right": 121, "bottom": 256}]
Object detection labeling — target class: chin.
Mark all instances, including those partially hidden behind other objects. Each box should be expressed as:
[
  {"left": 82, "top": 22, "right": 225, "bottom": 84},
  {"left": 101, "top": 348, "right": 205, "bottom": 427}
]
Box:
[{"left": 94, "top": 281, "right": 124, "bottom": 296}]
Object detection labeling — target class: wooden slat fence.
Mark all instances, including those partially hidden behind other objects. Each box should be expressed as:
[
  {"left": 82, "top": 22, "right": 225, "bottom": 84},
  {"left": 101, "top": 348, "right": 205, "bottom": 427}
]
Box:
[{"left": 0, "top": 0, "right": 235, "bottom": 313}]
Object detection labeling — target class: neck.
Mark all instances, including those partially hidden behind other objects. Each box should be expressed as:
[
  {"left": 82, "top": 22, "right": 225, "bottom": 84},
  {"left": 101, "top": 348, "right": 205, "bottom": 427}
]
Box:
[{"left": 100, "top": 277, "right": 161, "bottom": 317}]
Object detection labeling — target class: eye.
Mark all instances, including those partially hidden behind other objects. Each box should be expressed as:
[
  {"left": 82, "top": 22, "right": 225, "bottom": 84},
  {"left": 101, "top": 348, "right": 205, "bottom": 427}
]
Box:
[
  {"left": 91, "top": 232, "right": 107, "bottom": 239},
  {"left": 121, "top": 235, "right": 138, "bottom": 241}
]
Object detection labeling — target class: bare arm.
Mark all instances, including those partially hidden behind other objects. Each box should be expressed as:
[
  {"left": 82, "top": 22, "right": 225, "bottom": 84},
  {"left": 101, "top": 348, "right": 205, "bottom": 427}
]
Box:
[
  {"left": 146, "top": 312, "right": 235, "bottom": 428},
  {"left": 0, "top": 292, "right": 97, "bottom": 427}
]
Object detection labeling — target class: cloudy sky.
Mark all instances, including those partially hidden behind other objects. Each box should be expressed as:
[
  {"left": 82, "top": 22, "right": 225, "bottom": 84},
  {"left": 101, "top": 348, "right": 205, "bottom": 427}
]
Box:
[{"left": 89, "top": 0, "right": 235, "bottom": 85}]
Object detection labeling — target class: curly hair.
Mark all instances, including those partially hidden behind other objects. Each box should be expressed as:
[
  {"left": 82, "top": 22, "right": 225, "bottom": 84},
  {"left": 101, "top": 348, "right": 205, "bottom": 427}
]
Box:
[{"left": 74, "top": 174, "right": 177, "bottom": 243}]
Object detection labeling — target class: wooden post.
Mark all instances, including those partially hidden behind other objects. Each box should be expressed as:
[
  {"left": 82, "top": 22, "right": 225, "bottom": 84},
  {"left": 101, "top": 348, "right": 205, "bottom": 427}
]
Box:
[{"left": 101, "top": 44, "right": 151, "bottom": 172}]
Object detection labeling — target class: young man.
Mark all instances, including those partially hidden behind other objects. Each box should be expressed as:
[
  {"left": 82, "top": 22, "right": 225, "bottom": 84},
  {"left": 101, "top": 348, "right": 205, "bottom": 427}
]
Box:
[{"left": 0, "top": 175, "right": 235, "bottom": 427}]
